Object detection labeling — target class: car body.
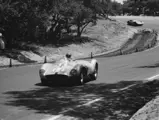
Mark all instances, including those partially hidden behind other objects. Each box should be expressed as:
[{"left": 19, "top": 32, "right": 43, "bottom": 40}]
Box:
[
  {"left": 127, "top": 20, "right": 144, "bottom": 26},
  {"left": 39, "top": 57, "right": 98, "bottom": 85}
]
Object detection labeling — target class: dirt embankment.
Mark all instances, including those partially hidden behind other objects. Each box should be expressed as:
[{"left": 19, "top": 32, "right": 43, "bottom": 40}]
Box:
[{"left": 94, "top": 29, "right": 158, "bottom": 58}]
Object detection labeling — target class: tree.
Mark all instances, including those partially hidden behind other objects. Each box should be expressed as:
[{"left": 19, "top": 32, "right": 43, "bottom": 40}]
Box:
[
  {"left": 70, "top": 1, "right": 94, "bottom": 37},
  {"left": 0, "top": 0, "right": 20, "bottom": 48},
  {"left": 110, "top": 1, "right": 123, "bottom": 15},
  {"left": 0, "top": 0, "right": 127, "bottom": 48},
  {"left": 90, "top": 0, "right": 112, "bottom": 18},
  {"left": 49, "top": 0, "right": 94, "bottom": 38},
  {"left": 146, "top": 0, "right": 159, "bottom": 16},
  {"left": 122, "top": 0, "right": 159, "bottom": 16}
]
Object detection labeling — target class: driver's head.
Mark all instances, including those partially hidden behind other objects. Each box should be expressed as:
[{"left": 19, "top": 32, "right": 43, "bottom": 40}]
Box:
[{"left": 66, "top": 53, "right": 71, "bottom": 59}]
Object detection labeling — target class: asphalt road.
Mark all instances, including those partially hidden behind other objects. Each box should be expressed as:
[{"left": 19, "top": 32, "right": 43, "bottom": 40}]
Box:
[{"left": 1, "top": 16, "right": 159, "bottom": 120}]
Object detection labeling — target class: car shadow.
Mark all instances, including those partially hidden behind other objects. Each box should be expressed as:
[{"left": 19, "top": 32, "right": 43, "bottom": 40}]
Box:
[
  {"left": 3, "top": 80, "right": 159, "bottom": 120},
  {"left": 35, "top": 82, "right": 81, "bottom": 87},
  {"left": 36, "top": 78, "right": 82, "bottom": 87},
  {"left": 37, "top": 74, "right": 96, "bottom": 87}
]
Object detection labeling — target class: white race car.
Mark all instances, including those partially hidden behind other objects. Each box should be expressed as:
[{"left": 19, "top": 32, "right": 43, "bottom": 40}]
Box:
[
  {"left": 39, "top": 54, "right": 98, "bottom": 85},
  {"left": 127, "top": 20, "right": 144, "bottom": 26}
]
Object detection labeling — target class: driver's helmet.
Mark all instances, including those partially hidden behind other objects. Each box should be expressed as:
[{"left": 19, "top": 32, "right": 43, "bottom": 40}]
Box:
[{"left": 66, "top": 53, "right": 72, "bottom": 59}]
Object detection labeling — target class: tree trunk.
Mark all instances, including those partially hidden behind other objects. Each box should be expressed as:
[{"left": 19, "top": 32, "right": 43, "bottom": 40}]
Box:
[
  {"left": 77, "top": 24, "right": 81, "bottom": 37},
  {"left": 65, "top": 18, "right": 70, "bottom": 33}
]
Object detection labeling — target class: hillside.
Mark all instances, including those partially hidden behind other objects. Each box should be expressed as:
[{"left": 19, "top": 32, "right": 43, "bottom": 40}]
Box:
[
  {"left": 0, "top": 19, "right": 136, "bottom": 67},
  {"left": 0, "top": 18, "right": 158, "bottom": 67}
]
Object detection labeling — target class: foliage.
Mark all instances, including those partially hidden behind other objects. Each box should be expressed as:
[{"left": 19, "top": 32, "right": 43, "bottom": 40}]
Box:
[
  {"left": 0, "top": 0, "right": 20, "bottom": 47},
  {"left": 70, "top": 1, "right": 93, "bottom": 37},
  {"left": 123, "top": 0, "right": 159, "bottom": 16},
  {"left": 0, "top": 0, "right": 123, "bottom": 48},
  {"left": 111, "top": 1, "right": 123, "bottom": 15}
]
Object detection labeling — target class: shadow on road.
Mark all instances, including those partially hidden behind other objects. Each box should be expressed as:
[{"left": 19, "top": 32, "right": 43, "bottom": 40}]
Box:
[
  {"left": 3, "top": 80, "right": 159, "bottom": 120},
  {"left": 136, "top": 62, "right": 159, "bottom": 68}
]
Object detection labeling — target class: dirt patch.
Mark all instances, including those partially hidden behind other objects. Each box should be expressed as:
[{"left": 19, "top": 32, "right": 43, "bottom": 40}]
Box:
[
  {"left": 121, "top": 29, "right": 158, "bottom": 53},
  {"left": 93, "top": 28, "right": 158, "bottom": 58}
]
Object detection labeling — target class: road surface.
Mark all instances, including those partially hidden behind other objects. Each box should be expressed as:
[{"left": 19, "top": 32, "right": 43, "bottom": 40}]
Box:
[{"left": 1, "top": 16, "right": 159, "bottom": 120}]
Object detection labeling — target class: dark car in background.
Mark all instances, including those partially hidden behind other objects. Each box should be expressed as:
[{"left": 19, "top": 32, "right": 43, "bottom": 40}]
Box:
[{"left": 127, "top": 20, "right": 144, "bottom": 26}]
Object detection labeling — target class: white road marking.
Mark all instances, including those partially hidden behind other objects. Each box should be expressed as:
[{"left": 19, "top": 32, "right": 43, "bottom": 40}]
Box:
[
  {"left": 111, "top": 73, "right": 159, "bottom": 93},
  {"left": 111, "top": 84, "right": 136, "bottom": 93},
  {"left": 147, "top": 74, "right": 159, "bottom": 81},
  {"left": 42, "top": 98, "right": 103, "bottom": 120},
  {"left": 43, "top": 115, "right": 63, "bottom": 120},
  {"left": 77, "top": 97, "right": 103, "bottom": 107}
]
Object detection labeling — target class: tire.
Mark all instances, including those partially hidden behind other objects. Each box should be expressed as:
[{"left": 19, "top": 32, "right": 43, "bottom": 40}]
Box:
[
  {"left": 92, "top": 63, "right": 98, "bottom": 80},
  {"left": 134, "top": 22, "right": 138, "bottom": 26},
  {"left": 79, "top": 68, "right": 87, "bottom": 85},
  {"left": 41, "top": 78, "right": 47, "bottom": 85}
]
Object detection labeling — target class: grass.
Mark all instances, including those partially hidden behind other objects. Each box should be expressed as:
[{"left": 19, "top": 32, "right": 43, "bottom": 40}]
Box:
[{"left": 96, "top": 28, "right": 158, "bottom": 57}]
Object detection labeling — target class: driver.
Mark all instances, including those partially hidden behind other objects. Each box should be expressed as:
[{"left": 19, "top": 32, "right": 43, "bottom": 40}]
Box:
[
  {"left": 56, "top": 53, "right": 73, "bottom": 73},
  {"left": 65, "top": 53, "right": 72, "bottom": 62}
]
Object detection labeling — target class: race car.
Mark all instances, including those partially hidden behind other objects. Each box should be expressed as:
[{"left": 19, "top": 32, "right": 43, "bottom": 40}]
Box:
[
  {"left": 127, "top": 20, "right": 144, "bottom": 26},
  {"left": 39, "top": 54, "right": 98, "bottom": 85}
]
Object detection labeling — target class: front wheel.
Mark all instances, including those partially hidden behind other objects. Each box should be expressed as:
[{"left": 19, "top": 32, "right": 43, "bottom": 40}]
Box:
[
  {"left": 41, "top": 78, "right": 47, "bottom": 85},
  {"left": 92, "top": 63, "right": 98, "bottom": 80},
  {"left": 79, "top": 68, "right": 87, "bottom": 85}
]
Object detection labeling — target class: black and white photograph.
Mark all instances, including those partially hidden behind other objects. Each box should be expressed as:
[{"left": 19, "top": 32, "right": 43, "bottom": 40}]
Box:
[{"left": 0, "top": 0, "right": 159, "bottom": 120}]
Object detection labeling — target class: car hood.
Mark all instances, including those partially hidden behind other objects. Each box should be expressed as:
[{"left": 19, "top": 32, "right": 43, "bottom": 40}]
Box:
[
  {"left": 44, "top": 59, "right": 91, "bottom": 76},
  {"left": 134, "top": 20, "right": 144, "bottom": 24},
  {"left": 136, "top": 21, "right": 143, "bottom": 24}
]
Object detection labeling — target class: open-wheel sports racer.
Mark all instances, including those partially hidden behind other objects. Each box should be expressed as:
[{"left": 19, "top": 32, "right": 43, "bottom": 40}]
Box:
[{"left": 39, "top": 54, "right": 98, "bottom": 85}]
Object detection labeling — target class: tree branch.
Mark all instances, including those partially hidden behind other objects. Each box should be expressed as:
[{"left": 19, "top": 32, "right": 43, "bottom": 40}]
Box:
[{"left": 80, "top": 21, "right": 90, "bottom": 34}]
